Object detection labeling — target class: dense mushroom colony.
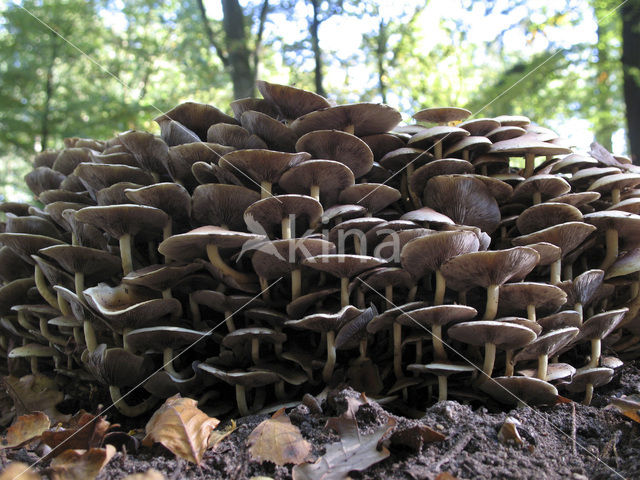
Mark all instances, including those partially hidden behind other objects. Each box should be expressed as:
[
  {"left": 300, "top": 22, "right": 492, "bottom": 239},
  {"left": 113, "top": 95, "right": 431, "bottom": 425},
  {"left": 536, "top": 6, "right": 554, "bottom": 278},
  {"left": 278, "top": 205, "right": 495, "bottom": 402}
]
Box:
[{"left": 3, "top": 80, "right": 640, "bottom": 417}]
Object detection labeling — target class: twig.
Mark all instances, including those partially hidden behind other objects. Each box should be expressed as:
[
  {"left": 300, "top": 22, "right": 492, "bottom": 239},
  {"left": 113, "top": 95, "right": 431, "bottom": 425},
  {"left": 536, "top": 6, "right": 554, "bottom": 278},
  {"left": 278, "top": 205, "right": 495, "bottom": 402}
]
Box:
[
  {"left": 433, "top": 432, "right": 472, "bottom": 471},
  {"left": 571, "top": 402, "right": 577, "bottom": 456}
]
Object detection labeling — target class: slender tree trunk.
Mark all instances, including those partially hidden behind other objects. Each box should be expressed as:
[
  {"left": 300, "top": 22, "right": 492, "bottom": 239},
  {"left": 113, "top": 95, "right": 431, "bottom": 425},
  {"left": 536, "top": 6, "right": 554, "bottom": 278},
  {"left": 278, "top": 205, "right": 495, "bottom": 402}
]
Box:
[
  {"left": 41, "top": 37, "right": 58, "bottom": 151},
  {"left": 376, "top": 18, "right": 388, "bottom": 104},
  {"left": 593, "top": 10, "right": 617, "bottom": 151},
  {"left": 221, "top": 0, "right": 255, "bottom": 99},
  {"left": 621, "top": 0, "right": 640, "bottom": 164},
  {"left": 309, "top": 0, "right": 325, "bottom": 97}
]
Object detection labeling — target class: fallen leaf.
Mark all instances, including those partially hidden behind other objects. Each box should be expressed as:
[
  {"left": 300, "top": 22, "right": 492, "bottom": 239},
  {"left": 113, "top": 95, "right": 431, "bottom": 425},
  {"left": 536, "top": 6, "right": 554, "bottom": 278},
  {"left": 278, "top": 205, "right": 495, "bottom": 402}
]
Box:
[
  {"left": 248, "top": 408, "right": 311, "bottom": 465},
  {"left": 143, "top": 394, "right": 219, "bottom": 464},
  {"left": 48, "top": 445, "right": 116, "bottom": 480},
  {"left": 555, "top": 395, "right": 572, "bottom": 404},
  {"left": 388, "top": 424, "right": 445, "bottom": 452},
  {"left": 103, "top": 431, "right": 141, "bottom": 452},
  {"left": 293, "top": 396, "right": 396, "bottom": 480},
  {"left": 607, "top": 394, "right": 640, "bottom": 424},
  {"left": 0, "top": 462, "right": 41, "bottom": 480},
  {"left": 435, "top": 473, "right": 460, "bottom": 480},
  {"left": 42, "top": 411, "right": 112, "bottom": 458},
  {"left": 208, "top": 419, "right": 237, "bottom": 450},
  {"left": 3, "top": 375, "right": 70, "bottom": 424},
  {"left": 498, "top": 417, "right": 523, "bottom": 446},
  {"left": 0, "top": 411, "right": 50, "bottom": 449},
  {"left": 122, "top": 470, "right": 166, "bottom": 480}
]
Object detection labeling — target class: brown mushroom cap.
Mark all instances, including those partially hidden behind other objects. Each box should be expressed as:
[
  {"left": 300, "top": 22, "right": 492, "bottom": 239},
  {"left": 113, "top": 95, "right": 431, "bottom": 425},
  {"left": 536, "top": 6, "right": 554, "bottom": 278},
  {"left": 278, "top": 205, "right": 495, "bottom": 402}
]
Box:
[
  {"left": 25, "top": 167, "right": 66, "bottom": 196},
  {"left": 550, "top": 153, "right": 598, "bottom": 173},
  {"left": 198, "top": 364, "right": 280, "bottom": 388},
  {"left": 286, "top": 305, "right": 365, "bottom": 333},
  {"left": 409, "top": 159, "right": 475, "bottom": 197},
  {"left": 251, "top": 238, "right": 336, "bottom": 279},
  {"left": 40, "top": 245, "right": 122, "bottom": 278},
  {"left": 222, "top": 327, "right": 286, "bottom": 349},
  {"left": 158, "top": 226, "right": 264, "bottom": 261},
  {"left": 588, "top": 173, "right": 640, "bottom": 196},
  {"left": 525, "top": 242, "right": 562, "bottom": 266},
  {"left": 256, "top": 80, "right": 331, "bottom": 119},
  {"left": 407, "top": 126, "right": 470, "bottom": 149},
  {"left": 444, "top": 136, "right": 492, "bottom": 158},
  {"left": 126, "top": 326, "right": 210, "bottom": 351},
  {"left": 302, "top": 254, "right": 387, "bottom": 280},
  {"left": 449, "top": 321, "right": 537, "bottom": 350},
  {"left": 400, "top": 207, "right": 454, "bottom": 226},
  {"left": 459, "top": 118, "right": 501, "bottom": 136},
  {"left": 118, "top": 131, "right": 171, "bottom": 176},
  {"left": 192, "top": 184, "right": 260, "bottom": 231},
  {"left": 486, "top": 126, "right": 527, "bottom": 142},
  {"left": 219, "top": 149, "right": 310, "bottom": 186},
  {"left": 549, "top": 191, "right": 601, "bottom": 208},
  {"left": 0, "top": 247, "right": 33, "bottom": 282},
  {"left": 279, "top": 160, "right": 355, "bottom": 205},
  {"left": 516, "top": 203, "right": 583, "bottom": 235},
  {"left": 244, "top": 194, "right": 323, "bottom": 238},
  {"left": 397, "top": 304, "right": 477, "bottom": 328},
  {"left": 605, "top": 248, "right": 640, "bottom": 279},
  {"left": 338, "top": 183, "right": 401, "bottom": 215},
  {"left": 154, "top": 101, "right": 237, "bottom": 140},
  {"left": 413, "top": 107, "right": 471, "bottom": 124},
  {"left": 229, "top": 98, "right": 279, "bottom": 120},
  {"left": 360, "top": 133, "right": 406, "bottom": 162},
  {"left": 407, "top": 362, "right": 475, "bottom": 377},
  {"left": 241, "top": 111, "right": 298, "bottom": 151},
  {"left": 379, "top": 147, "right": 430, "bottom": 172},
  {"left": 441, "top": 246, "right": 540, "bottom": 291},
  {"left": 481, "top": 376, "right": 558, "bottom": 405},
  {"left": 514, "top": 327, "right": 579, "bottom": 362},
  {"left": 75, "top": 204, "right": 169, "bottom": 239},
  {"left": 557, "top": 269, "right": 605, "bottom": 306},
  {"left": 511, "top": 174, "right": 571, "bottom": 203},
  {"left": 578, "top": 308, "right": 627, "bottom": 341},
  {"left": 512, "top": 222, "right": 597, "bottom": 258},
  {"left": 537, "top": 310, "right": 582, "bottom": 332},
  {"left": 565, "top": 367, "right": 614, "bottom": 393},
  {"left": 0, "top": 233, "right": 65, "bottom": 264},
  {"left": 95, "top": 182, "right": 143, "bottom": 206},
  {"left": 584, "top": 211, "right": 640, "bottom": 241},
  {"left": 122, "top": 262, "right": 203, "bottom": 292},
  {"left": 124, "top": 183, "right": 191, "bottom": 225},
  {"left": 206, "top": 123, "right": 266, "bottom": 150},
  {"left": 73, "top": 163, "right": 154, "bottom": 194},
  {"left": 328, "top": 217, "right": 386, "bottom": 245},
  {"left": 498, "top": 282, "right": 567, "bottom": 316},
  {"left": 290, "top": 103, "right": 402, "bottom": 137}
]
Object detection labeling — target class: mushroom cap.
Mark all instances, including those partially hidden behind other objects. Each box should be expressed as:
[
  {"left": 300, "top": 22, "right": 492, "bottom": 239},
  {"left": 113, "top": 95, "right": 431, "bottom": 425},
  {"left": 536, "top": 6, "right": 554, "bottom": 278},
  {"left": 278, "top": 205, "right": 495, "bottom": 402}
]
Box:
[
  {"left": 359, "top": 267, "right": 413, "bottom": 291},
  {"left": 361, "top": 133, "right": 406, "bottom": 162},
  {"left": 229, "top": 98, "right": 279, "bottom": 121},
  {"left": 244, "top": 307, "right": 288, "bottom": 328},
  {"left": 0, "top": 232, "right": 65, "bottom": 265},
  {"left": 513, "top": 327, "right": 579, "bottom": 361},
  {"left": 588, "top": 172, "right": 640, "bottom": 195},
  {"left": 516, "top": 203, "right": 583, "bottom": 235},
  {"left": 409, "top": 159, "right": 475, "bottom": 197},
  {"left": 444, "top": 136, "right": 492, "bottom": 157},
  {"left": 512, "top": 222, "right": 596, "bottom": 257},
  {"left": 95, "top": 182, "right": 143, "bottom": 206},
  {"left": 295, "top": 130, "right": 374, "bottom": 178},
  {"left": 518, "top": 363, "right": 576, "bottom": 382},
  {"left": 511, "top": 174, "right": 571, "bottom": 202},
  {"left": 565, "top": 367, "right": 614, "bottom": 392},
  {"left": 154, "top": 101, "right": 237, "bottom": 140},
  {"left": 192, "top": 289, "right": 263, "bottom": 314},
  {"left": 407, "top": 126, "right": 470, "bottom": 149},
  {"left": 32, "top": 254, "right": 75, "bottom": 291},
  {"left": 124, "top": 183, "right": 191, "bottom": 223},
  {"left": 89, "top": 150, "right": 138, "bottom": 167},
  {"left": 40, "top": 245, "right": 122, "bottom": 277},
  {"left": 481, "top": 376, "right": 558, "bottom": 405},
  {"left": 498, "top": 317, "right": 543, "bottom": 335},
  {"left": 489, "top": 136, "right": 571, "bottom": 157},
  {"left": 158, "top": 226, "right": 264, "bottom": 261},
  {"left": 0, "top": 247, "right": 33, "bottom": 282},
  {"left": 486, "top": 126, "right": 527, "bottom": 142},
  {"left": 537, "top": 310, "right": 582, "bottom": 332},
  {"left": 448, "top": 320, "right": 537, "bottom": 349},
  {"left": 286, "top": 287, "right": 340, "bottom": 318},
  {"left": 82, "top": 344, "right": 154, "bottom": 387},
  {"left": 413, "top": 107, "right": 471, "bottom": 124},
  {"left": 244, "top": 194, "right": 323, "bottom": 238},
  {"left": 38, "top": 189, "right": 93, "bottom": 205},
  {"left": 376, "top": 227, "right": 433, "bottom": 261},
  {"left": 192, "top": 184, "right": 260, "bottom": 231},
  {"left": 338, "top": 184, "right": 401, "bottom": 214},
  {"left": 126, "top": 326, "right": 210, "bottom": 351},
  {"left": 73, "top": 163, "right": 154, "bottom": 194},
  {"left": 5, "top": 213, "right": 63, "bottom": 239},
  {"left": 286, "top": 305, "right": 365, "bottom": 333},
  {"left": 495, "top": 115, "right": 531, "bottom": 127},
  {"left": 584, "top": 211, "right": 640, "bottom": 240},
  {"left": 328, "top": 217, "right": 386, "bottom": 245},
  {"left": 498, "top": 282, "right": 567, "bottom": 315},
  {"left": 334, "top": 305, "right": 378, "bottom": 350},
  {"left": 206, "top": 123, "right": 266, "bottom": 150},
  {"left": 424, "top": 175, "right": 501, "bottom": 233},
  {"left": 605, "top": 248, "right": 640, "bottom": 279},
  {"left": 578, "top": 308, "right": 628, "bottom": 341},
  {"left": 400, "top": 230, "right": 479, "bottom": 278},
  {"left": 320, "top": 204, "right": 367, "bottom": 225},
  {"left": 222, "top": 327, "right": 287, "bottom": 349},
  {"left": 75, "top": 204, "right": 169, "bottom": 239},
  {"left": 25, "top": 167, "right": 65, "bottom": 195},
  {"left": 117, "top": 131, "right": 171, "bottom": 175},
  {"left": 407, "top": 362, "right": 475, "bottom": 377},
  {"left": 290, "top": 103, "right": 402, "bottom": 137},
  {"left": 301, "top": 254, "right": 386, "bottom": 279},
  {"left": 241, "top": 111, "right": 298, "bottom": 151},
  {"left": 379, "top": 147, "right": 430, "bottom": 172},
  {"left": 219, "top": 149, "right": 309, "bottom": 185},
  {"left": 197, "top": 364, "right": 280, "bottom": 388},
  {"left": 441, "top": 246, "right": 540, "bottom": 291},
  {"left": 525, "top": 242, "right": 562, "bottom": 266},
  {"left": 548, "top": 191, "right": 601, "bottom": 208},
  {"left": 459, "top": 118, "right": 501, "bottom": 136},
  {"left": 363, "top": 221, "right": 423, "bottom": 254},
  {"left": 251, "top": 238, "right": 336, "bottom": 278},
  {"left": 256, "top": 80, "right": 330, "bottom": 119},
  {"left": 397, "top": 304, "right": 478, "bottom": 328},
  {"left": 550, "top": 153, "right": 598, "bottom": 173},
  {"left": 279, "top": 159, "right": 355, "bottom": 206},
  {"left": 8, "top": 343, "right": 57, "bottom": 358},
  {"left": 557, "top": 269, "right": 604, "bottom": 306},
  {"left": 608, "top": 198, "right": 640, "bottom": 214},
  {"left": 122, "top": 262, "right": 202, "bottom": 292}
]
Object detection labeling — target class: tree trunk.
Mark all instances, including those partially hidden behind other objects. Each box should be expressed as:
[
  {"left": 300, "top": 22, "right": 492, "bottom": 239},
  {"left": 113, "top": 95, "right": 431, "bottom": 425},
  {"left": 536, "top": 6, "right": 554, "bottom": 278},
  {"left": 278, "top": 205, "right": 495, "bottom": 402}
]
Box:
[
  {"left": 594, "top": 20, "right": 616, "bottom": 151},
  {"left": 622, "top": 0, "right": 640, "bottom": 164},
  {"left": 41, "top": 37, "right": 58, "bottom": 151},
  {"left": 221, "top": 0, "right": 255, "bottom": 99},
  {"left": 309, "top": 0, "right": 326, "bottom": 97},
  {"left": 376, "top": 18, "right": 388, "bottom": 104}
]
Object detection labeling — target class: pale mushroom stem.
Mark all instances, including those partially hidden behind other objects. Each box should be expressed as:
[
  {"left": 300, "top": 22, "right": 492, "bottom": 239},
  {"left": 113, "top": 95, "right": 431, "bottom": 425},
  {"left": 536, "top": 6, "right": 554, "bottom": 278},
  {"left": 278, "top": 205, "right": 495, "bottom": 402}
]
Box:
[
  {"left": 537, "top": 353, "right": 548, "bottom": 380},
  {"left": 588, "top": 338, "right": 601, "bottom": 368},
  {"left": 526, "top": 304, "right": 536, "bottom": 322},
  {"left": 235, "top": 384, "right": 250, "bottom": 416},
  {"left": 524, "top": 153, "right": 536, "bottom": 178},
  {"left": 408, "top": 285, "right": 418, "bottom": 302},
  {"left": 260, "top": 181, "right": 272, "bottom": 199},
  {"left": 322, "top": 330, "right": 337, "bottom": 383},
  {"left": 612, "top": 188, "right": 621, "bottom": 205},
  {"left": 291, "top": 269, "right": 302, "bottom": 300},
  {"left": 415, "top": 341, "right": 423, "bottom": 364},
  {"left": 483, "top": 342, "right": 496, "bottom": 377},
  {"left": 122, "top": 328, "right": 132, "bottom": 351},
  {"left": 30, "top": 357, "right": 39, "bottom": 374},
  {"left": 310, "top": 185, "right": 320, "bottom": 202},
  {"left": 109, "top": 386, "right": 158, "bottom": 417},
  {"left": 162, "top": 288, "right": 172, "bottom": 300},
  {"left": 574, "top": 302, "right": 583, "bottom": 321},
  {"left": 275, "top": 381, "right": 286, "bottom": 400},
  {"left": 340, "top": 277, "right": 349, "bottom": 308},
  {"left": 550, "top": 258, "right": 562, "bottom": 285},
  {"left": 601, "top": 228, "right": 618, "bottom": 270},
  {"left": 434, "top": 270, "right": 446, "bottom": 306},
  {"left": 259, "top": 277, "right": 270, "bottom": 302},
  {"left": 353, "top": 235, "right": 362, "bottom": 255},
  {"left": 34, "top": 265, "right": 58, "bottom": 309},
  {"left": 119, "top": 233, "right": 134, "bottom": 275},
  {"left": 163, "top": 347, "right": 191, "bottom": 379},
  {"left": 58, "top": 291, "right": 72, "bottom": 316},
  {"left": 206, "top": 244, "right": 256, "bottom": 284},
  {"left": 393, "top": 322, "right": 403, "bottom": 378},
  {"left": 224, "top": 310, "right": 236, "bottom": 332},
  {"left": 163, "top": 221, "right": 172, "bottom": 242},
  {"left": 583, "top": 383, "right": 594, "bottom": 406},
  {"left": 563, "top": 263, "right": 573, "bottom": 281},
  {"left": 281, "top": 216, "right": 292, "bottom": 240},
  {"left": 251, "top": 338, "right": 260, "bottom": 364},
  {"left": 505, "top": 350, "right": 515, "bottom": 376},
  {"left": 39, "top": 318, "right": 66, "bottom": 345},
  {"left": 356, "top": 288, "right": 365, "bottom": 308},
  {"left": 344, "top": 124, "right": 355, "bottom": 135},
  {"left": 484, "top": 284, "right": 499, "bottom": 320},
  {"left": 432, "top": 324, "right": 447, "bottom": 361},
  {"left": 385, "top": 285, "right": 393, "bottom": 310},
  {"left": 189, "top": 294, "right": 205, "bottom": 329},
  {"left": 434, "top": 141, "right": 443, "bottom": 160},
  {"left": 84, "top": 321, "right": 97, "bottom": 353},
  {"left": 74, "top": 272, "right": 85, "bottom": 303},
  {"left": 437, "top": 375, "right": 448, "bottom": 402},
  {"left": 359, "top": 337, "right": 368, "bottom": 361}
]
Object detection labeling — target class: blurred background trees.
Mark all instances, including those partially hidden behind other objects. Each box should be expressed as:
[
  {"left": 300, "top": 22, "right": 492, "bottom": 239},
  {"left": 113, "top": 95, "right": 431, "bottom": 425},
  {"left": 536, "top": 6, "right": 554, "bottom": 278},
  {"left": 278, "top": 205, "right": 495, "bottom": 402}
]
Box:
[{"left": 1, "top": 0, "right": 639, "bottom": 201}]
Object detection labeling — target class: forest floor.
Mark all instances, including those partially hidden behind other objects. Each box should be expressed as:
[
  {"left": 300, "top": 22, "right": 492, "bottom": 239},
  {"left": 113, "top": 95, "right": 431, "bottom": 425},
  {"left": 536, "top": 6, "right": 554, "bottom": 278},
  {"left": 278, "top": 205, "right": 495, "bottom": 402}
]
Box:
[{"left": 2, "top": 361, "right": 639, "bottom": 480}]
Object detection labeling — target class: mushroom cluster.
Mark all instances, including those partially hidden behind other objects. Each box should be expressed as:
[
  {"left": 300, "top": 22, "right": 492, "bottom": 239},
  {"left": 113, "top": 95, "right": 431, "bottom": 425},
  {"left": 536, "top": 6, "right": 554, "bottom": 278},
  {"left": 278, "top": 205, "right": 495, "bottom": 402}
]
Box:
[{"left": 2, "top": 81, "right": 639, "bottom": 417}]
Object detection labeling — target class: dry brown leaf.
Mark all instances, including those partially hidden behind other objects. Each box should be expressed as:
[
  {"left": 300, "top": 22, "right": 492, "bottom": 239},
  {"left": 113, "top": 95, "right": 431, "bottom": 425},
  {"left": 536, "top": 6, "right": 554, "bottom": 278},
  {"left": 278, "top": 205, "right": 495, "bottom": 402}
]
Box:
[
  {"left": 48, "top": 445, "right": 116, "bottom": 480},
  {"left": 248, "top": 408, "right": 311, "bottom": 465},
  {"left": 498, "top": 417, "right": 524, "bottom": 446},
  {"left": 292, "top": 396, "right": 396, "bottom": 480},
  {"left": 0, "top": 462, "right": 41, "bottom": 480},
  {"left": 3, "top": 375, "right": 70, "bottom": 424},
  {"left": 607, "top": 394, "right": 640, "bottom": 424},
  {"left": 0, "top": 411, "right": 50, "bottom": 449},
  {"left": 42, "top": 410, "right": 112, "bottom": 458},
  {"left": 435, "top": 473, "right": 460, "bottom": 480},
  {"left": 122, "top": 469, "right": 166, "bottom": 480},
  {"left": 388, "top": 424, "right": 445, "bottom": 452},
  {"left": 143, "top": 394, "right": 219, "bottom": 465},
  {"left": 208, "top": 419, "right": 237, "bottom": 450}
]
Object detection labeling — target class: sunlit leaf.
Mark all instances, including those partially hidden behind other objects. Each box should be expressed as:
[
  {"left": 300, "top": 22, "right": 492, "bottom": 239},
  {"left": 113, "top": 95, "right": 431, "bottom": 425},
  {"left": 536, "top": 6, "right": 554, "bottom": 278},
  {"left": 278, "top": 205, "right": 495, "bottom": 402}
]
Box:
[
  {"left": 49, "top": 445, "right": 116, "bottom": 480},
  {"left": 42, "top": 411, "right": 112, "bottom": 458},
  {"left": 3, "top": 375, "right": 70, "bottom": 424},
  {"left": 0, "top": 411, "right": 50, "bottom": 449},
  {"left": 248, "top": 408, "right": 311, "bottom": 465}
]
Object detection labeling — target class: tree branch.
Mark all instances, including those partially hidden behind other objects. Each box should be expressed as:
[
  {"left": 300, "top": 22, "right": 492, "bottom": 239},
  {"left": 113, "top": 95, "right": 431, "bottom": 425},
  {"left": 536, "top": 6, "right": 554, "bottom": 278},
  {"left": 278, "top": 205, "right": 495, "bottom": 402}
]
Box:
[{"left": 196, "top": 0, "right": 229, "bottom": 66}]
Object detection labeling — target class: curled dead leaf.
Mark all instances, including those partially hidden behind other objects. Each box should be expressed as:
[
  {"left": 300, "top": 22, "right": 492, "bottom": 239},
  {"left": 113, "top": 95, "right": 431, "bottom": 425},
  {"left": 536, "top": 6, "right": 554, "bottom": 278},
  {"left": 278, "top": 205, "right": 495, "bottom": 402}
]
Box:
[
  {"left": 3, "top": 375, "right": 70, "bottom": 424},
  {"left": 42, "top": 410, "right": 112, "bottom": 458},
  {"left": 0, "top": 411, "right": 50, "bottom": 449},
  {"left": 388, "top": 424, "right": 445, "bottom": 452},
  {"left": 248, "top": 408, "right": 311, "bottom": 465},
  {"left": 607, "top": 394, "right": 640, "bottom": 423},
  {"left": 48, "top": 445, "right": 116, "bottom": 480},
  {"left": 208, "top": 419, "right": 237, "bottom": 450},
  {"left": 0, "top": 462, "right": 41, "bottom": 480},
  {"left": 143, "top": 394, "right": 219, "bottom": 465},
  {"left": 498, "top": 417, "right": 523, "bottom": 446}
]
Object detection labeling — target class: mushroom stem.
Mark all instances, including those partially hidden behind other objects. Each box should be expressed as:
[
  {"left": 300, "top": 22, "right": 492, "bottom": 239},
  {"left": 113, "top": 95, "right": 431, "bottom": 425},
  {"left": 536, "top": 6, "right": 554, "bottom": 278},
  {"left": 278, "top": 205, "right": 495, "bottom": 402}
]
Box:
[
  {"left": 291, "top": 269, "right": 302, "bottom": 300},
  {"left": 353, "top": 235, "right": 362, "bottom": 255},
  {"left": 251, "top": 338, "right": 260, "bottom": 364},
  {"left": 408, "top": 285, "right": 417, "bottom": 302},
  {"left": 385, "top": 285, "right": 393, "bottom": 310},
  {"left": 434, "top": 270, "right": 446, "bottom": 306},
  {"left": 432, "top": 324, "right": 447, "bottom": 361},
  {"left": 359, "top": 337, "right": 368, "bottom": 361},
  {"left": 34, "top": 264, "right": 58, "bottom": 309},
  {"left": 74, "top": 272, "right": 85, "bottom": 303},
  {"left": 163, "top": 221, "right": 172, "bottom": 242},
  {"left": 109, "top": 386, "right": 158, "bottom": 417},
  {"left": 340, "top": 277, "right": 349, "bottom": 308},
  {"left": 505, "top": 350, "right": 515, "bottom": 376},
  {"left": 163, "top": 347, "right": 190, "bottom": 379},
  {"left": 526, "top": 304, "right": 536, "bottom": 322},
  {"left": 275, "top": 381, "right": 286, "bottom": 400},
  {"left": 206, "top": 244, "right": 256, "bottom": 285},
  {"left": 437, "top": 375, "right": 448, "bottom": 402},
  {"left": 601, "top": 228, "right": 618, "bottom": 270},
  {"left": 612, "top": 188, "right": 621, "bottom": 205},
  {"left": 30, "top": 357, "right": 39, "bottom": 374},
  {"left": 258, "top": 277, "right": 270, "bottom": 302},
  {"left": 223, "top": 310, "right": 236, "bottom": 332},
  {"left": 563, "top": 263, "right": 573, "bottom": 281},
  {"left": 119, "top": 233, "right": 134, "bottom": 275},
  {"left": 434, "top": 141, "right": 443, "bottom": 160},
  {"left": 39, "top": 318, "right": 66, "bottom": 345},
  {"left": 583, "top": 383, "right": 594, "bottom": 406},
  {"left": 83, "top": 321, "right": 97, "bottom": 353},
  {"left": 162, "top": 288, "right": 172, "bottom": 300},
  {"left": 575, "top": 302, "right": 583, "bottom": 321},
  {"left": 322, "top": 330, "right": 337, "bottom": 383},
  {"left": 484, "top": 284, "right": 499, "bottom": 320},
  {"left": 483, "top": 342, "right": 496, "bottom": 377},
  {"left": 537, "top": 353, "right": 548, "bottom": 380},
  {"left": 550, "top": 258, "right": 562, "bottom": 285},
  {"left": 57, "top": 291, "right": 72, "bottom": 316},
  {"left": 415, "top": 340, "right": 423, "bottom": 364},
  {"left": 588, "top": 338, "right": 601, "bottom": 368},
  {"left": 260, "top": 181, "right": 272, "bottom": 199},
  {"left": 393, "top": 322, "right": 403, "bottom": 379},
  {"left": 281, "top": 216, "right": 292, "bottom": 240},
  {"left": 344, "top": 124, "right": 355, "bottom": 135},
  {"left": 524, "top": 153, "right": 536, "bottom": 178},
  {"left": 310, "top": 185, "right": 320, "bottom": 202}
]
